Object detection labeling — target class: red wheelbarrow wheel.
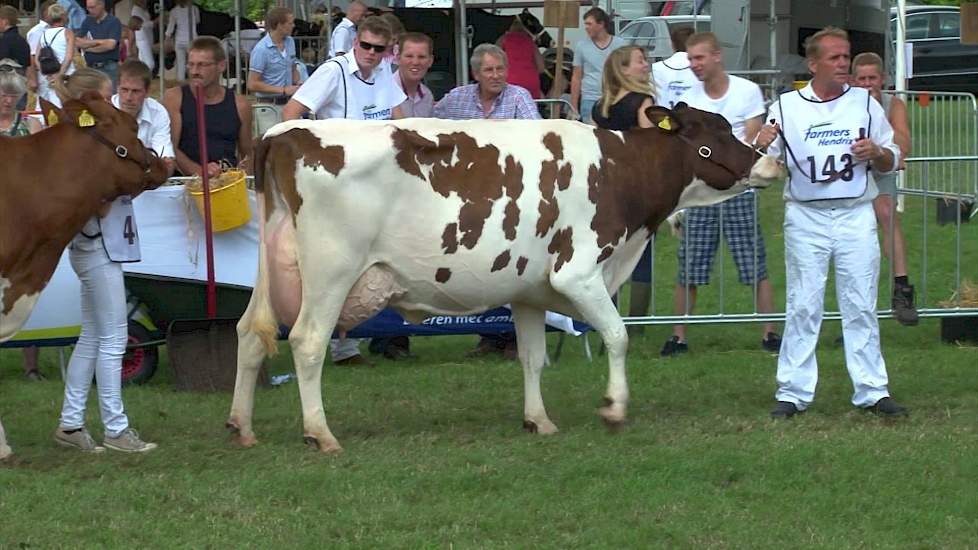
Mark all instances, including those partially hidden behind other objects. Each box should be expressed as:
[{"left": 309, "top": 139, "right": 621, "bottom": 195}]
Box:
[{"left": 122, "top": 321, "right": 159, "bottom": 385}]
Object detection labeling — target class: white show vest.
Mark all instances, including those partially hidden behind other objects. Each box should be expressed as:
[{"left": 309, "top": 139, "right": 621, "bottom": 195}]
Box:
[
  {"left": 98, "top": 195, "right": 141, "bottom": 262},
  {"left": 327, "top": 57, "right": 404, "bottom": 120},
  {"left": 778, "top": 87, "right": 874, "bottom": 202}
]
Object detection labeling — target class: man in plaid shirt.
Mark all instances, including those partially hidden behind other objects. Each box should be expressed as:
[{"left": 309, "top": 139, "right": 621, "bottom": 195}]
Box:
[{"left": 433, "top": 43, "right": 540, "bottom": 121}]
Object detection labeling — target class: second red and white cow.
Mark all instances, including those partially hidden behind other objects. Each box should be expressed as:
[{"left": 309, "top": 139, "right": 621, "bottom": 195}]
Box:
[
  {"left": 0, "top": 96, "right": 168, "bottom": 459},
  {"left": 227, "top": 104, "right": 781, "bottom": 452}
]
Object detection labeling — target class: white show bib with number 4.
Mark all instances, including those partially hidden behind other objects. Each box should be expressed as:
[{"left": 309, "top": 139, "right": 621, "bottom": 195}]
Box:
[
  {"left": 99, "top": 195, "right": 141, "bottom": 262},
  {"left": 779, "top": 86, "right": 872, "bottom": 202}
]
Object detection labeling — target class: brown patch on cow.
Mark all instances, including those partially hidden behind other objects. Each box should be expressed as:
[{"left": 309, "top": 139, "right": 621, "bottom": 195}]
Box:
[
  {"left": 547, "top": 227, "right": 574, "bottom": 272},
  {"left": 435, "top": 268, "right": 452, "bottom": 283},
  {"left": 587, "top": 128, "right": 688, "bottom": 257},
  {"left": 260, "top": 128, "right": 344, "bottom": 221},
  {"left": 392, "top": 130, "right": 524, "bottom": 252},
  {"left": 501, "top": 155, "right": 523, "bottom": 240},
  {"left": 516, "top": 256, "right": 529, "bottom": 276},
  {"left": 491, "top": 250, "right": 511, "bottom": 272},
  {"left": 441, "top": 223, "right": 458, "bottom": 254},
  {"left": 536, "top": 133, "right": 573, "bottom": 237},
  {"left": 288, "top": 128, "right": 345, "bottom": 176}
]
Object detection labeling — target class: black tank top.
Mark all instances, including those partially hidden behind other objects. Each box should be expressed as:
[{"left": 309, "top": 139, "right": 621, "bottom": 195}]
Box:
[
  {"left": 592, "top": 92, "right": 653, "bottom": 131},
  {"left": 178, "top": 85, "right": 241, "bottom": 167}
]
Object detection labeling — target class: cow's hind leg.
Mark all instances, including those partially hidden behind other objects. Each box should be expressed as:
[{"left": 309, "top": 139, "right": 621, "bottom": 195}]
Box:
[
  {"left": 227, "top": 321, "right": 268, "bottom": 448},
  {"left": 553, "top": 277, "right": 629, "bottom": 429},
  {"left": 0, "top": 417, "right": 12, "bottom": 460},
  {"left": 511, "top": 304, "right": 557, "bottom": 434}
]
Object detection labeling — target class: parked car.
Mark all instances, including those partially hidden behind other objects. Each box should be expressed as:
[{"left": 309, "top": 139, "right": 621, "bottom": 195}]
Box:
[
  {"left": 892, "top": 5, "right": 978, "bottom": 94},
  {"left": 616, "top": 15, "right": 711, "bottom": 62}
]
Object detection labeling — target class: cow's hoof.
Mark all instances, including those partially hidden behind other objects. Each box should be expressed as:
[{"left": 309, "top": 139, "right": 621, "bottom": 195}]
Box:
[
  {"left": 599, "top": 404, "right": 627, "bottom": 433},
  {"left": 303, "top": 435, "right": 343, "bottom": 454},
  {"left": 0, "top": 445, "right": 12, "bottom": 461},
  {"left": 226, "top": 421, "right": 258, "bottom": 448},
  {"left": 523, "top": 419, "right": 559, "bottom": 435}
]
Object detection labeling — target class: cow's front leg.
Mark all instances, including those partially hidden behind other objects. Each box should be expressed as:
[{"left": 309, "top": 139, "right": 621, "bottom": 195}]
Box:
[
  {"left": 0, "top": 417, "right": 12, "bottom": 460},
  {"left": 553, "top": 276, "right": 629, "bottom": 429},
  {"left": 511, "top": 303, "right": 558, "bottom": 434}
]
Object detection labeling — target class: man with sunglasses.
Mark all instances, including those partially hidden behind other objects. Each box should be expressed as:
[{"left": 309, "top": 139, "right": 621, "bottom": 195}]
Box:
[
  {"left": 282, "top": 16, "right": 405, "bottom": 366},
  {"left": 755, "top": 27, "right": 907, "bottom": 419}
]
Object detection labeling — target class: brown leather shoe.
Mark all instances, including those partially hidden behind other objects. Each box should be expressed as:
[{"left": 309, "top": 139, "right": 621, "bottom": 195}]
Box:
[{"left": 334, "top": 354, "right": 373, "bottom": 367}]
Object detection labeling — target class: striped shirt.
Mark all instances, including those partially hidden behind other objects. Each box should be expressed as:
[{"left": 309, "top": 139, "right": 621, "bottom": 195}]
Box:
[{"left": 433, "top": 83, "right": 540, "bottom": 120}]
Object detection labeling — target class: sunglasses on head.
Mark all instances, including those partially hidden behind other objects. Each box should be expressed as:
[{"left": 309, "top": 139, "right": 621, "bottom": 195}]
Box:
[{"left": 359, "top": 40, "right": 387, "bottom": 53}]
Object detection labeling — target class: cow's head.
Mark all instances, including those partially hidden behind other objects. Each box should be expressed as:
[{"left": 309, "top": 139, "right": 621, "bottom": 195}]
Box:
[
  {"left": 40, "top": 94, "right": 168, "bottom": 199},
  {"left": 645, "top": 103, "right": 762, "bottom": 189},
  {"left": 645, "top": 103, "right": 783, "bottom": 210}
]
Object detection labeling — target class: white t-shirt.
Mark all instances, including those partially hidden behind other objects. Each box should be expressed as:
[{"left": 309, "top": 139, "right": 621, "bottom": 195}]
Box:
[
  {"left": 651, "top": 52, "right": 698, "bottom": 108},
  {"left": 292, "top": 51, "right": 406, "bottom": 120},
  {"left": 27, "top": 20, "right": 49, "bottom": 54},
  {"left": 681, "top": 74, "right": 765, "bottom": 142}
]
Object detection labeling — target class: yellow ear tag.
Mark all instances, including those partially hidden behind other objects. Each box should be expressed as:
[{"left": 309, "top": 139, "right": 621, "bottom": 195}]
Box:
[
  {"left": 46, "top": 110, "right": 59, "bottom": 126},
  {"left": 78, "top": 110, "right": 96, "bottom": 128},
  {"left": 657, "top": 116, "right": 672, "bottom": 131}
]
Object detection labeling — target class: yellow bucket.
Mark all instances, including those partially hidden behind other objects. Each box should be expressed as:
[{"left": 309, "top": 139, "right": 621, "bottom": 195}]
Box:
[{"left": 188, "top": 169, "right": 251, "bottom": 232}]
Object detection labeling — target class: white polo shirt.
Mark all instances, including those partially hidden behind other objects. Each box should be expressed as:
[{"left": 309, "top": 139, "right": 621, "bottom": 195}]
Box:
[
  {"left": 112, "top": 94, "right": 175, "bottom": 159},
  {"left": 292, "top": 51, "right": 405, "bottom": 120}
]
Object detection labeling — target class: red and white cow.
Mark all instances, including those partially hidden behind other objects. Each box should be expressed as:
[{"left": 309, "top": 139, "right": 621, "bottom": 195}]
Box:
[
  {"left": 227, "top": 104, "right": 781, "bottom": 452},
  {"left": 0, "top": 96, "right": 168, "bottom": 459}
]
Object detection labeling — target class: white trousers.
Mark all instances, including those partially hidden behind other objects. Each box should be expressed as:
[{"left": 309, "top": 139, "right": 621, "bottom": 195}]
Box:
[
  {"left": 174, "top": 42, "right": 189, "bottom": 81},
  {"left": 776, "top": 202, "right": 890, "bottom": 409},
  {"left": 59, "top": 235, "right": 130, "bottom": 437},
  {"left": 331, "top": 338, "right": 361, "bottom": 362}
]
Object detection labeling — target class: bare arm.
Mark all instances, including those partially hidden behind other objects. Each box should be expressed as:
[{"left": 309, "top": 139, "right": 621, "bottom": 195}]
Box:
[
  {"left": 282, "top": 98, "right": 309, "bottom": 121},
  {"left": 76, "top": 35, "right": 118, "bottom": 53},
  {"left": 636, "top": 97, "right": 654, "bottom": 128},
  {"left": 569, "top": 65, "right": 583, "bottom": 110},
  {"left": 889, "top": 96, "right": 912, "bottom": 161},
  {"left": 743, "top": 115, "right": 763, "bottom": 144},
  {"left": 391, "top": 105, "right": 404, "bottom": 120},
  {"left": 60, "top": 30, "right": 75, "bottom": 75},
  {"left": 247, "top": 71, "right": 289, "bottom": 95},
  {"left": 163, "top": 87, "right": 211, "bottom": 177},
  {"left": 236, "top": 95, "right": 254, "bottom": 173}
]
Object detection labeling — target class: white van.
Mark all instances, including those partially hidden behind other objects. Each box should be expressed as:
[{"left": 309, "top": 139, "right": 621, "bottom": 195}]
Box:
[{"left": 616, "top": 15, "right": 712, "bottom": 63}]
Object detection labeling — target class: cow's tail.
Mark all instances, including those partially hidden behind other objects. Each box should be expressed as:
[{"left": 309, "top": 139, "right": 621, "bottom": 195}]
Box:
[{"left": 245, "top": 136, "right": 281, "bottom": 357}]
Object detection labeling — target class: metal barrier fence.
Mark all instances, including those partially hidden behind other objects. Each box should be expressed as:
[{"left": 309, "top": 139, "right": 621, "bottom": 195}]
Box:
[
  {"left": 622, "top": 90, "right": 978, "bottom": 327},
  {"left": 223, "top": 91, "right": 977, "bottom": 326}
]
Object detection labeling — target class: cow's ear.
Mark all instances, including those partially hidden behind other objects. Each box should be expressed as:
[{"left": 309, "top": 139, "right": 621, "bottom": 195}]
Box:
[
  {"left": 59, "top": 98, "right": 102, "bottom": 128},
  {"left": 646, "top": 106, "right": 683, "bottom": 134},
  {"left": 38, "top": 97, "right": 67, "bottom": 127}
]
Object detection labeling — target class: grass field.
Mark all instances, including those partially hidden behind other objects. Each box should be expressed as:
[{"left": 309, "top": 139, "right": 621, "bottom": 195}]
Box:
[{"left": 1, "top": 180, "right": 977, "bottom": 547}]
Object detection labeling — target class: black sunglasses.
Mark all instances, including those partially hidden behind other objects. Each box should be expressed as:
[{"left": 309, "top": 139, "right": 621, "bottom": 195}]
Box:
[{"left": 359, "top": 40, "right": 387, "bottom": 53}]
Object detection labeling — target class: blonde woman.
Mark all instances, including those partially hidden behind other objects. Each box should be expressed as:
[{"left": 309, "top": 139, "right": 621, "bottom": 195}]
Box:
[
  {"left": 592, "top": 45, "right": 655, "bottom": 130},
  {"left": 35, "top": 3, "right": 75, "bottom": 107},
  {"left": 49, "top": 67, "right": 158, "bottom": 454},
  {"left": 592, "top": 45, "right": 657, "bottom": 329}
]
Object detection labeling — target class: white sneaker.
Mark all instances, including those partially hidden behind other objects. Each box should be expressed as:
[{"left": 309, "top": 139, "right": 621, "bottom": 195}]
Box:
[{"left": 103, "top": 428, "right": 158, "bottom": 453}]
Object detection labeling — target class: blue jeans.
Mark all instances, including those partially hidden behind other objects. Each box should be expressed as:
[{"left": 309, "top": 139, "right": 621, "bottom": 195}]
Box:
[
  {"left": 580, "top": 98, "right": 597, "bottom": 124},
  {"left": 88, "top": 60, "right": 119, "bottom": 92}
]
